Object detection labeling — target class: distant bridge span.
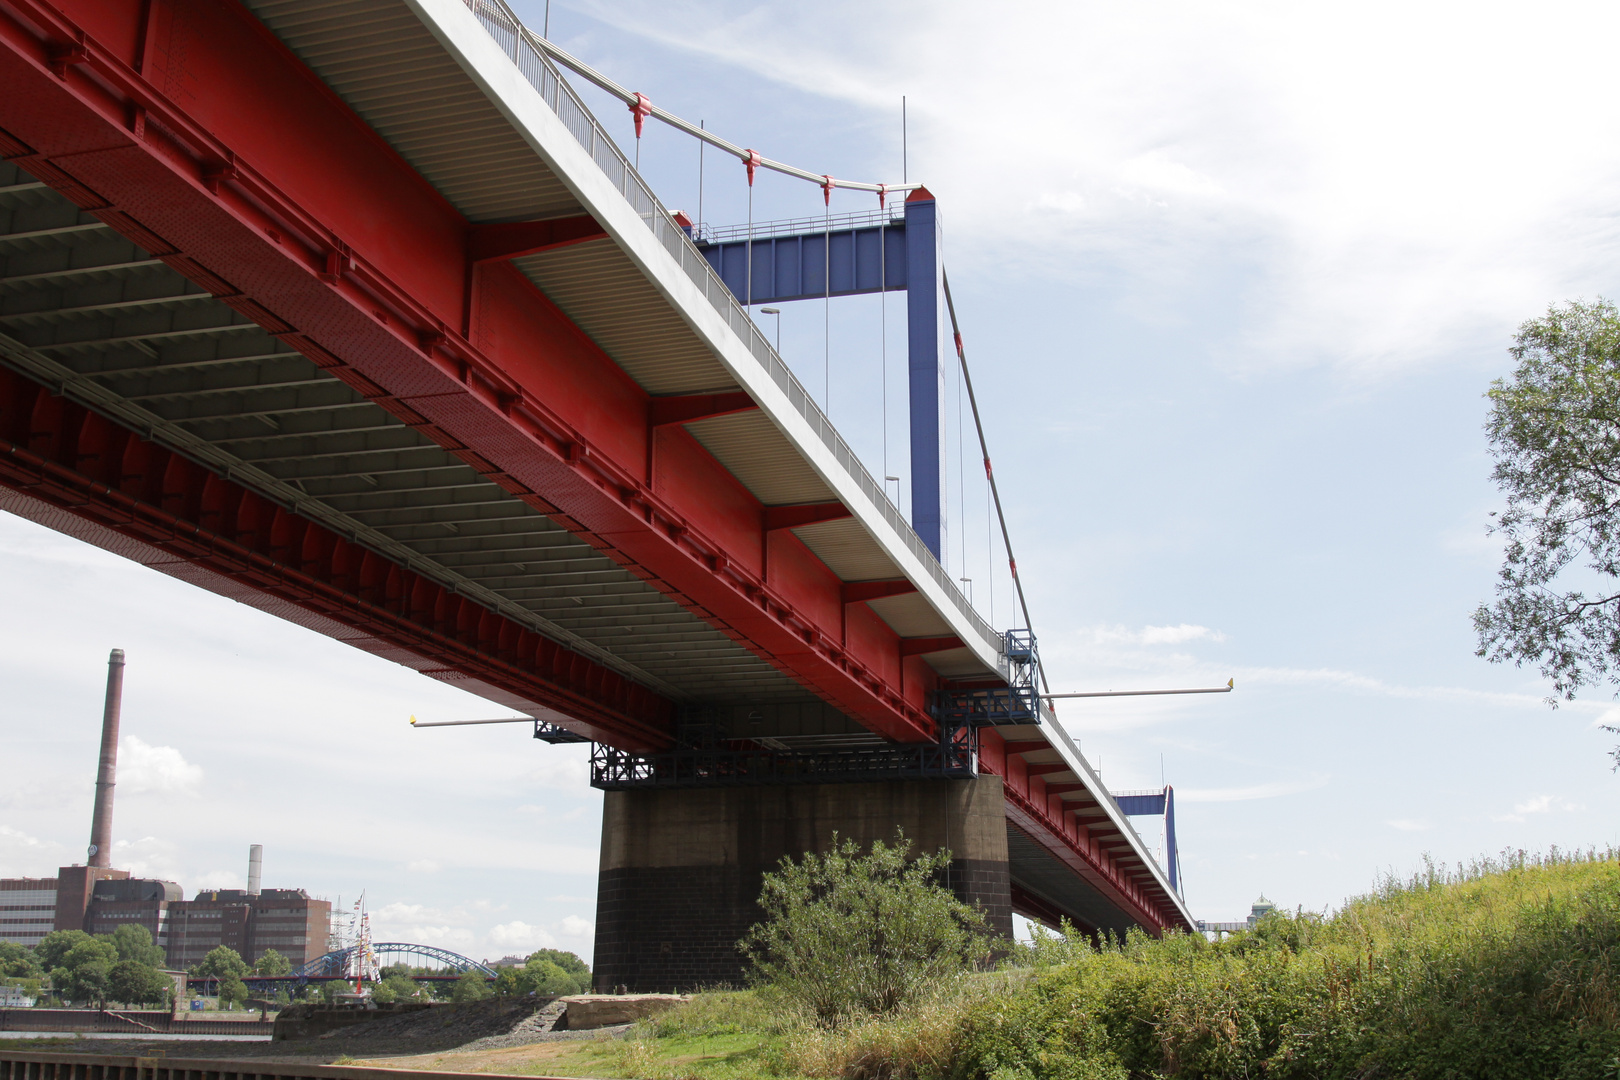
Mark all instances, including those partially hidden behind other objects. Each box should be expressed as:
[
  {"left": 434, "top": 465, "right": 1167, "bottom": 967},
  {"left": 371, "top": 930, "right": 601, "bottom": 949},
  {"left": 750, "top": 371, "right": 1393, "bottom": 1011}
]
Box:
[
  {"left": 0, "top": 0, "right": 1193, "bottom": 987},
  {"left": 294, "top": 944, "right": 496, "bottom": 978}
]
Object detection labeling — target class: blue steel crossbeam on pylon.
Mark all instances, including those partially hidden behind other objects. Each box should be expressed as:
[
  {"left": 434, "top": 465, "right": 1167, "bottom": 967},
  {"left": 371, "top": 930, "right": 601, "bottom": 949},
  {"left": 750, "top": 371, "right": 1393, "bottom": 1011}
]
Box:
[
  {"left": 689, "top": 189, "right": 946, "bottom": 558},
  {"left": 1113, "top": 786, "right": 1181, "bottom": 896}
]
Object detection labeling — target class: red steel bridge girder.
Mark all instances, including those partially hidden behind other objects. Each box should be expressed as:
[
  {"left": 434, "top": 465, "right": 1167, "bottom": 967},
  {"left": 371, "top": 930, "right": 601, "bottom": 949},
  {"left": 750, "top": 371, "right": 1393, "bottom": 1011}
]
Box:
[
  {"left": 0, "top": 367, "right": 675, "bottom": 747},
  {"left": 981, "top": 729, "right": 1180, "bottom": 934},
  {"left": 0, "top": 0, "right": 939, "bottom": 743}
]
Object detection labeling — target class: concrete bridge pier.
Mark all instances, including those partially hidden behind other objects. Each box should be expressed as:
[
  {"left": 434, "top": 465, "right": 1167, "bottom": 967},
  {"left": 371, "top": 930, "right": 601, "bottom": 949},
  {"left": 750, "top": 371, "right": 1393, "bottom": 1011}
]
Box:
[{"left": 592, "top": 776, "right": 1012, "bottom": 992}]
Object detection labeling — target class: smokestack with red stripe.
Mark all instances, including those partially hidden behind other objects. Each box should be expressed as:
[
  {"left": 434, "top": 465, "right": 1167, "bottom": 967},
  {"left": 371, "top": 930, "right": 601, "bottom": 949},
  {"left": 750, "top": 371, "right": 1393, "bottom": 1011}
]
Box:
[{"left": 87, "top": 648, "right": 124, "bottom": 868}]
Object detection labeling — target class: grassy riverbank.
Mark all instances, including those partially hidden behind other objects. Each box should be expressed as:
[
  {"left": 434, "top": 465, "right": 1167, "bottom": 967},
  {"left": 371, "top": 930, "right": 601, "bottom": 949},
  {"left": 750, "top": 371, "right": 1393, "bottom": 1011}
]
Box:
[{"left": 390, "top": 847, "right": 1618, "bottom": 1080}]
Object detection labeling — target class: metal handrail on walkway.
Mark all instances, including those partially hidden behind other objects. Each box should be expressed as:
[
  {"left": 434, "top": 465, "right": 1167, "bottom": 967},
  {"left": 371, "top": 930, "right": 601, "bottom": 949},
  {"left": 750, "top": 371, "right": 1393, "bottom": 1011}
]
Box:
[
  {"left": 694, "top": 207, "right": 906, "bottom": 245},
  {"left": 461, "top": 0, "right": 1003, "bottom": 659}
]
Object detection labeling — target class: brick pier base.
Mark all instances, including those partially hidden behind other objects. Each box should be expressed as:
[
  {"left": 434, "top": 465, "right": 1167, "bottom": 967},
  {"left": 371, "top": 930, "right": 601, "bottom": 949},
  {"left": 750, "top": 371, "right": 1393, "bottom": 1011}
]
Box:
[{"left": 591, "top": 776, "right": 1011, "bottom": 992}]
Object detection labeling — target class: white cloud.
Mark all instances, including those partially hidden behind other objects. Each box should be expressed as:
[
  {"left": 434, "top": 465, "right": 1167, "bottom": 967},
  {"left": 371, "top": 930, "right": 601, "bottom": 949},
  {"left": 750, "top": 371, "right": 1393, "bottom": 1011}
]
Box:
[
  {"left": 119, "top": 736, "right": 203, "bottom": 795},
  {"left": 558, "top": 915, "right": 593, "bottom": 939},
  {"left": 401, "top": 924, "right": 476, "bottom": 947},
  {"left": 112, "top": 835, "right": 183, "bottom": 881},
  {"left": 569, "top": 0, "right": 1620, "bottom": 380},
  {"left": 1491, "top": 795, "right": 1582, "bottom": 823},
  {"left": 1384, "top": 819, "right": 1431, "bottom": 832},
  {"left": 406, "top": 860, "right": 441, "bottom": 873},
  {"left": 489, "top": 920, "right": 557, "bottom": 950},
  {"left": 1178, "top": 773, "right": 1330, "bottom": 803},
  {"left": 0, "top": 824, "right": 66, "bottom": 877},
  {"left": 1140, "top": 624, "right": 1226, "bottom": 646},
  {"left": 193, "top": 869, "right": 244, "bottom": 891}
]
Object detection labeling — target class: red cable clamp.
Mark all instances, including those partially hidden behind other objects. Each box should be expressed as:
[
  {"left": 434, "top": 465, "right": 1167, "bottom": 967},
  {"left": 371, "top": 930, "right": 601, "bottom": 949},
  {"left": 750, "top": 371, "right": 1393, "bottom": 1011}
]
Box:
[
  {"left": 877, "top": 183, "right": 888, "bottom": 209},
  {"left": 983, "top": 457, "right": 993, "bottom": 477},
  {"left": 821, "top": 175, "right": 836, "bottom": 206},
  {"left": 629, "top": 93, "right": 652, "bottom": 139},
  {"left": 744, "top": 149, "right": 761, "bottom": 186},
  {"left": 953, "top": 331, "right": 964, "bottom": 356}
]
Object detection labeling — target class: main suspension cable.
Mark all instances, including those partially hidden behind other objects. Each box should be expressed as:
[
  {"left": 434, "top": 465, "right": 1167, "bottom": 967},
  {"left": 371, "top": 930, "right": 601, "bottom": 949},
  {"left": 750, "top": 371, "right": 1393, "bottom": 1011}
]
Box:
[
  {"left": 942, "top": 270, "right": 1049, "bottom": 694},
  {"left": 512, "top": 13, "right": 919, "bottom": 196}
]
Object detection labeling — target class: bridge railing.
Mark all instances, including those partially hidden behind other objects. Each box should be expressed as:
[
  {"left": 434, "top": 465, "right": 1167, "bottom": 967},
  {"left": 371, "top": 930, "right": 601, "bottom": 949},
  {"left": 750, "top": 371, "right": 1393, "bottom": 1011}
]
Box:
[{"left": 462, "top": 0, "right": 1003, "bottom": 660}]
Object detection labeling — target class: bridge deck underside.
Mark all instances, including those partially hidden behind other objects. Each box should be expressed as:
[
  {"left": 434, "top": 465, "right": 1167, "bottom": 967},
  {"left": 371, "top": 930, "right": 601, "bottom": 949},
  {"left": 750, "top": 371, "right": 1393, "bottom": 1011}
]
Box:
[
  {"left": 0, "top": 163, "right": 822, "bottom": 708},
  {"left": 0, "top": 0, "right": 1192, "bottom": 935}
]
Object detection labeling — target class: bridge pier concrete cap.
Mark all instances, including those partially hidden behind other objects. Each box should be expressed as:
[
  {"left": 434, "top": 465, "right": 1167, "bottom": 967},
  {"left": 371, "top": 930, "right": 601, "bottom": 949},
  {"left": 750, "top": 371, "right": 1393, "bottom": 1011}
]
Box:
[{"left": 592, "top": 775, "right": 1011, "bottom": 992}]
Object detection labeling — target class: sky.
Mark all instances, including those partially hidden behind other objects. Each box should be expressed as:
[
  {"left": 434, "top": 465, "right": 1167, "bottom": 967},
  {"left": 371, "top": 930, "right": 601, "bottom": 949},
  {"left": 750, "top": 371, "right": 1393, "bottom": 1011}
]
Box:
[{"left": 6, "top": 0, "right": 1620, "bottom": 963}]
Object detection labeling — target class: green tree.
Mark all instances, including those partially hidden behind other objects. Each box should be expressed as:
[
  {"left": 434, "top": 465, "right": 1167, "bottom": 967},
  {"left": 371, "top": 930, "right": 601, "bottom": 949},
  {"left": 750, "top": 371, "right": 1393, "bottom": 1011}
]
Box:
[
  {"left": 0, "top": 942, "right": 39, "bottom": 979},
  {"left": 319, "top": 979, "right": 352, "bottom": 1003},
  {"left": 739, "top": 831, "right": 995, "bottom": 1025},
  {"left": 253, "top": 949, "right": 292, "bottom": 976},
  {"left": 193, "top": 945, "right": 249, "bottom": 980},
  {"left": 451, "top": 969, "right": 494, "bottom": 1002},
  {"left": 370, "top": 972, "right": 424, "bottom": 1004},
  {"left": 48, "top": 937, "right": 119, "bottom": 1006},
  {"left": 1476, "top": 299, "right": 1620, "bottom": 766},
  {"left": 526, "top": 949, "right": 590, "bottom": 980},
  {"left": 217, "top": 972, "right": 248, "bottom": 1009},
  {"left": 108, "top": 959, "right": 169, "bottom": 1006},
  {"left": 104, "top": 924, "right": 166, "bottom": 967},
  {"left": 33, "top": 930, "right": 95, "bottom": 972}
]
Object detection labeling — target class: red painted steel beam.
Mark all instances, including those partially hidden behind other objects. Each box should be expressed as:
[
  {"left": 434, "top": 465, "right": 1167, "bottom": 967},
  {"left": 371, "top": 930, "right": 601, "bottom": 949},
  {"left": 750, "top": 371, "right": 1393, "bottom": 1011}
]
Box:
[
  {"left": 1001, "top": 740, "right": 1048, "bottom": 755},
  {"left": 1025, "top": 762, "right": 1074, "bottom": 777},
  {"left": 647, "top": 392, "right": 757, "bottom": 428},
  {"left": 0, "top": 0, "right": 939, "bottom": 743},
  {"left": 762, "top": 502, "right": 852, "bottom": 531},
  {"left": 841, "top": 579, "right": 916, "bottom": 604},
  {"left": 468, "top": 215, "right": 605, "bottom": 263},
  {"left": 0, "top": 367, "right": 674, "bottom": 749},
  {"left": 898, "top": 635, "right": 965, "bottom": 657},
  {"left": 985, "top": 752, "right": 1186, "bottom": 934}
]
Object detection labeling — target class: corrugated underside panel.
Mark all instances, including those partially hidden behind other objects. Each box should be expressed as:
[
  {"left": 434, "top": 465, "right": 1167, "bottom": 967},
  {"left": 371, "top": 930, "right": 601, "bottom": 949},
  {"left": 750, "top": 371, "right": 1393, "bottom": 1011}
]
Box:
[
  {"left": 245, "top": 0, "right": 580, "bottom": 223},
  {"left": 512, "top": 241, "right": 735, "bottom": 394},
  {"left": 1007, "top": 826, "right": 1135, "bottom": 934},
  {"left": 791, "top": 517, "right": 902, "bottom": 581},
  {"left": 683, "top": 411, "right": 836, "bottom": 506},
  {"left": 0, "top": 163, "right": 822, "bottom": 708}
]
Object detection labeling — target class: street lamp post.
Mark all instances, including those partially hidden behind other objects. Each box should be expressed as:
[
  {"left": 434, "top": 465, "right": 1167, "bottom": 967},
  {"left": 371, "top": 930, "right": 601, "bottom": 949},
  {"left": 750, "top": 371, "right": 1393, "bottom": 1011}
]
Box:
[{"left": 761, "top": 307, "right": 781, "bottom": 354}]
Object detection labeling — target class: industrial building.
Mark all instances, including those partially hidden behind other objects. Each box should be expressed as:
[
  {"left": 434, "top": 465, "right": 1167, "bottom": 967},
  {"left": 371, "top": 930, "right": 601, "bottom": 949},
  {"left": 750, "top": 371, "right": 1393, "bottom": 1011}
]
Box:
[{"left": 0, "top": 654, "right": 330, "bottom": 969}]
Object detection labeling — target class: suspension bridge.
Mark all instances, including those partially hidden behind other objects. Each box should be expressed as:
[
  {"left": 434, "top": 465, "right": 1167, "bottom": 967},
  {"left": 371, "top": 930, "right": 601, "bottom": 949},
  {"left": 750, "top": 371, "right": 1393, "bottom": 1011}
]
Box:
[{"left": 0, "top": 0, "right": 1195, "bottom": 989}]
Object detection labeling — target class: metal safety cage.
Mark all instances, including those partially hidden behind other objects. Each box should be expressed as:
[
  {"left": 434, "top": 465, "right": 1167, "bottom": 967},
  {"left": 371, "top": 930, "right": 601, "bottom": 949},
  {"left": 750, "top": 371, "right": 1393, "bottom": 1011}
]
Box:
[
  {"left": 936, "top": 628, "right": 1044, "bottom": 727},
  {"left": 533, "top": 720, "right": 591, "bottom": 744}
]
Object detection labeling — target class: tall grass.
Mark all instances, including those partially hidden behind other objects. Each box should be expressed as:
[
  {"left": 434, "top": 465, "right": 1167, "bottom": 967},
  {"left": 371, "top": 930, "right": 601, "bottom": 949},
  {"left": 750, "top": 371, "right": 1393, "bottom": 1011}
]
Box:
[
  {"left": 954, "top": 847, "right": 1620, "bottom": 1080},
  {"left": 623, "top": 849, "right": 1619, "bottom": 1079}
]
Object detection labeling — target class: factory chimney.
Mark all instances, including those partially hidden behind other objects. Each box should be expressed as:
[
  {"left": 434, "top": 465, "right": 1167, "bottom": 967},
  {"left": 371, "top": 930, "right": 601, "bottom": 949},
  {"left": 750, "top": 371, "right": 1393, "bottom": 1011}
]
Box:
[
  {"left": 87, "top": 648, "right": 125, "bottom": 868},
  {"left": 247, "top": 844, "right": 263, "bottom": 895}
]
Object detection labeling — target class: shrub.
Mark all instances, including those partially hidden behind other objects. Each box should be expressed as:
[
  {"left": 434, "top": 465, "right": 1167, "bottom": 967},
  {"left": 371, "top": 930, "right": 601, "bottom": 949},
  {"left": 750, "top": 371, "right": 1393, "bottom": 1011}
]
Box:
[
  {"left": 740, "top": 831, "right": 997, "bottom": 1026},
  {"left": 452, "top": 970, "right": 494, "bottom": 1002}
]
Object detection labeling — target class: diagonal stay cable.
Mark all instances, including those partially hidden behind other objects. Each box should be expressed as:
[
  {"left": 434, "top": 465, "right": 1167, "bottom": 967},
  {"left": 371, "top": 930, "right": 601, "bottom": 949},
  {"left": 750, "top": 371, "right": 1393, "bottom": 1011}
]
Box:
[{"left": 941, "top": 269, "right": 1050, "bottom": 694}]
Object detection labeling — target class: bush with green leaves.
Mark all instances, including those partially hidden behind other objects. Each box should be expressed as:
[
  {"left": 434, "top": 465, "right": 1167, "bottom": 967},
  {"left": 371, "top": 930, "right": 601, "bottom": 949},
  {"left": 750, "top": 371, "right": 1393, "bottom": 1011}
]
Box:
[
  {"left": 105, "top": 924, "right": 166, "bottom": 967},
  {"left": 217, "top": 972, "right": 249, "bottom": 1009},
  {"left": 109, "top": 959, "right": 170, "bottom": 1006},
  {"left": 193, "top": 945, "right": 248, "bottom": 979},
  {"left": 0, "top": 942, "right": 40, "bottom": 980},
  {"left": 951, "top": 849, "right": 1620, "bottom": 1080},
  {"left": 452, "top": 969, "right": 494, "bottom": 1002},
  {"left": 739, "top": 831, "right": 996, "bottom": 1026},
  {"left": 254, "top": 948, "right": 292, "bottom": 976},
  {"left": 370, "top": 972, "right": 427, "bottom": 1003},
  {"left": 492, "top": 949, "right": 592, "bottom": 997}
]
